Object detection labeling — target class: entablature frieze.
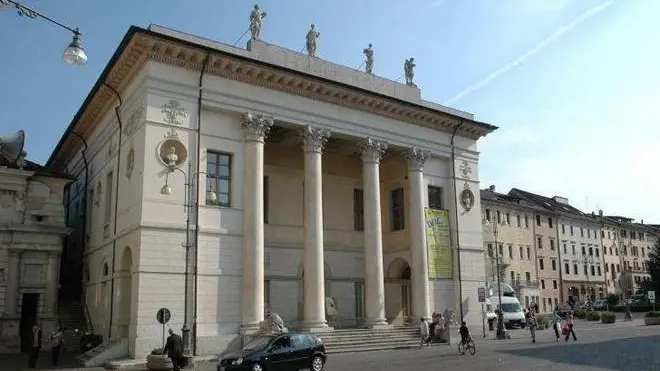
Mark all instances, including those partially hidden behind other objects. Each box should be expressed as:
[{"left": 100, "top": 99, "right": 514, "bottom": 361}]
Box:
[{"left": 50, "top": 28, "right": 495, "bottom": 170}]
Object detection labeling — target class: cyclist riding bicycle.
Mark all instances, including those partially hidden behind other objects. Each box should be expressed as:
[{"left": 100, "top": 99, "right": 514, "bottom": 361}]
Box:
[{"left": 459, "top": 321, "right": 471, "bottom": 345}]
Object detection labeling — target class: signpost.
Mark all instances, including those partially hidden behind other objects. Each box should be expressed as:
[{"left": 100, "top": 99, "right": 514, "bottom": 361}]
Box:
[
  {"left": 649, "top": 291, "right": 656, "bottom": 311},
  {"left": 478, "top": 287, "right": 486, "bottom": 338},
  {"left": 156, "top": 308, "right": 171, "bottom": 350}
]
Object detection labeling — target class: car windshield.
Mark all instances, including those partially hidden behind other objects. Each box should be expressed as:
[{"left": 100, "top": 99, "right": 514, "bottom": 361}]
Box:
[
  {"left": 500, "top": 303, "right": 521, "bottom": 313},
  {"left": 241, "top": 336, "right": 274, "bottom": 351}
]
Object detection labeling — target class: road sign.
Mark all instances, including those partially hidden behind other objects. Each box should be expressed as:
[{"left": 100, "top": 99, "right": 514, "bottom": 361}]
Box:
[
  {"left": 157, "top": 308, "right": 171, "bottom": 325},
  {"left": 478, "top": 287, "right": 486, "bottom": 303},
  {"left": 648, "top": 291, "right": 656, "bottom": 301}
]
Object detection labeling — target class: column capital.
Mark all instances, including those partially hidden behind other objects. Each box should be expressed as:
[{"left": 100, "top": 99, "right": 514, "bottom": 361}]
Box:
[
  {"left": 242, "top": 112, "right": 274, "bottom": 143},
  {"left": 404, "top": 148, "right": 431, "bottom": 171},
  {"left": 358, "top": 138, "right": 388, "bottom": 164},
  {"left": 7, "top": 249, "right": 21, "bottom": 259},
  {"left": 300, "top": 125, "right": 331, "bottom": 153}
]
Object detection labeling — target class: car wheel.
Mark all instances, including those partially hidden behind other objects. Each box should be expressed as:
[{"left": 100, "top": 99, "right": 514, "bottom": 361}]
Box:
[
  {"left": 310, "top": 356, "right": 324, "bottom": 371},
  {"left": 251, "top": 363, "right": 264, "bottom": 371}
]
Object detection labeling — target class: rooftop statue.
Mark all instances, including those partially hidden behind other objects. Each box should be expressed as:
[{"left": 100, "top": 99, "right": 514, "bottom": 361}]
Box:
[
  {"left": 363, "top": 44, "right": 374, "bottom": 74},
  {"left": 305, "top": 24, "right": 320, "bottom": 57},
  {"left": 249, "top": 4, "right": 267, "bottom": 40},
  {"left": 404, "top": 58, "right": 416, "bottom": 86}
]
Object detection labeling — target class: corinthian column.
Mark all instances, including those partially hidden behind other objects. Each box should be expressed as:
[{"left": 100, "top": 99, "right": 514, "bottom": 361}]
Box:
[
  {"left": 300, "top": 125, "right": 333, "bottom": 332},
  {"left": 405, "top": 148, "right": 431, "bottom": 320},
  {"left": 240, "top": 112, "right": 273, "bottom": 333},
  {"left": 358, "top": 138, "right": 390, "bottom": 328}
]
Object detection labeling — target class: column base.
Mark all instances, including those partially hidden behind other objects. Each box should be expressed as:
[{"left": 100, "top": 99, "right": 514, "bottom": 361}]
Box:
[
  {"left": 364, "top": 319, "right": 392, "bottom": 330},
  {"left": 301, "top": 321, "right": 334, "bottom": 333}
]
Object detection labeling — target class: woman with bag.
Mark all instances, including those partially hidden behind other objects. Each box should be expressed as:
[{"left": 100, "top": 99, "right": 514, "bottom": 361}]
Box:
[
  {"left": 564, "top": 311, "right": 577, "bottom": 341},
  {"left": 551, "top": 310, "right": 563, "bottom": 341},
  {"left": 527, "top": 311, "right": 538, "bottom": 343}
]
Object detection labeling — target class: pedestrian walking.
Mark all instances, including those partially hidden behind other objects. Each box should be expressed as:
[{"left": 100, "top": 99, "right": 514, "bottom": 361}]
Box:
[
  {"left": 163, "top": 328, "right": 184, "bottom": 371},
  {"left": 527, "top": 311, "right": 538, "bottom": 343},
  {"left": 28, "top": 323, "right": 43, "bottom": 369},
  {"left": 419, "top": 317, "right": 430, "bottom": 347},
  {"left": 551, "top": 310, "right": 563, "bottom": 341},
  {"left": 50, "top": 324, "right": 64, "bottom": 366},
  {"left": 564, "top": 310, "right": 577, "bottom": 341}
]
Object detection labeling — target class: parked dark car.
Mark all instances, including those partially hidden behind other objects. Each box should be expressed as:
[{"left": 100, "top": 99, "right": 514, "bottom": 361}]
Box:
[{"left": 218, "top": 333, "right": 326, "bottom": 371}]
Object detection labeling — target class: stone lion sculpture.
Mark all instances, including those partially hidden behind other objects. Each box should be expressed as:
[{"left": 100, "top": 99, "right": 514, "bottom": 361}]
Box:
[{"left": 258, "top": 312, "right": 288, "bottom": 334}]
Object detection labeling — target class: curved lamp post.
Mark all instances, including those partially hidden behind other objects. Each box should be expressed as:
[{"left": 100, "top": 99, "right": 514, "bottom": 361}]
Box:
[
  {"left": 160, "top": 162, "right": 217, "bottom": 362},
  {"left": 483, "top": 219, "right": 508, "bottom": 340},
  {"left": 1, "top": 0, "right": 87, "bottom": 65}
]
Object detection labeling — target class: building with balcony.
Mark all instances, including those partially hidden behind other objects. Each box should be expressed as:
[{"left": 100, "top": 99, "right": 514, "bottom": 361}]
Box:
[
  {"left": 480, "top": 186, "right": 541, "bottom": 309},
  {"left": 599, "top": 213, "right": 623, "bottom": 295},
  {"left": 0, "top": 149, "right": 71, "bottom": 352},
  {"left": 606, "top": 216, "right": 654, "bottom": 294},
  {"left": 46, "top": 24, "right": 496, "bottom": 361}
]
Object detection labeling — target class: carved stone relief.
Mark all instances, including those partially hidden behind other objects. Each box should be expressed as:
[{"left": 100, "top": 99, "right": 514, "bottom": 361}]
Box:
[
  {"left": 124, "top": 106, "right": 145, "bottom": 138},
  {"left": 460, "top": 182, "right": 475, "bottom": 212},
  {"left": 126, "top": 147, "right": 135, "bottom": 180},
  {"left": 158, "top": 138, "right": 188, "bottom": 168},
  {"left": 459, "top": 160, "right": 472, "bottom": 179},
  {"left": 161, "top": 100, "right": 188, "bottom": 126}
]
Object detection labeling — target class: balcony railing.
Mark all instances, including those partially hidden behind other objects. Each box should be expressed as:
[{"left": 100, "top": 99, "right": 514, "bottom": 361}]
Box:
[{"left": 506, "top": 279, "right": 541, "bottom": 289}]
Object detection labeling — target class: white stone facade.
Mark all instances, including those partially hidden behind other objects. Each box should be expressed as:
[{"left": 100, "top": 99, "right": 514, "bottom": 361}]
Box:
[
  {"left": 0, "top": 162, "right": 70, "bottom": 352},
  {"left": 46, "top": 26, "right": 495, "bottom": 358}
]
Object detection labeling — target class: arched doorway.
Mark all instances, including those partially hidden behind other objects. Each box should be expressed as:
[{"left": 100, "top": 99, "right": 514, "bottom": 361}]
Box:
[
  {"left": 117, "top": 247, "right": 133, "bottom": 339},
  {"left": 385, "top": 258, "right": 411, "bottom": 325}
]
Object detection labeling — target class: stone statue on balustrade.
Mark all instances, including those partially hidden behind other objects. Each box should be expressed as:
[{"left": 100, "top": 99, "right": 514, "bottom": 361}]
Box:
[
  {"left": 249, "top": 4, "right": 267, "bottom": 40},
  {"left": 305, "top": 24, "right": 320, "bottom": 57},
  {"left": 444, "top": 308, "right": 459, "bottom": 326},
  {"left": 363, "top": 44, "right": 374, "bottom": 74},
  {"left": 404, "top": 58, "right": 416, "bottom": 86},
  {"left": 258, "top": 311, "right": 288, "bottom": 334}
]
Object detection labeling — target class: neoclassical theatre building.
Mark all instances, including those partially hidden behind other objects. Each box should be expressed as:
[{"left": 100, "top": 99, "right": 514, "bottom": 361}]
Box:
[{"left": 48, "top": 24, "right": 496, "bottom": 359}]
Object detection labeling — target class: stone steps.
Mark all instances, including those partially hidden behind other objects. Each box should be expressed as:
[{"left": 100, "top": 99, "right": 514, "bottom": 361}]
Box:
[{"left": 314, "top": 326, "right": 445, "bottom": 354}]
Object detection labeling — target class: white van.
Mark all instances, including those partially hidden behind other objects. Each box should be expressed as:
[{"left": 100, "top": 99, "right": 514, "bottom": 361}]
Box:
[
  {"left": 488, "top": 295, "right": 526, "bottom": 328},
  {"left": 484, "top": 298, "right": 497, "bottom": 326}
]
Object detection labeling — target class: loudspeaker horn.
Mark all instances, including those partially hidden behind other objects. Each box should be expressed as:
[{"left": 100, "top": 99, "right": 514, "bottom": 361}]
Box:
[{"left": 0, "top": 130, "right": 26, "bottom": 165}]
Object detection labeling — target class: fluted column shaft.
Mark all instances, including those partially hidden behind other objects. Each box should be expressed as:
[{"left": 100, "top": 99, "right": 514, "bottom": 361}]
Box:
[
  {"left": 300, "top": 125, "right": 332, "bottom": 331},
  {"left": 240, "top": 113, "right": 273, "bottom": 333},
  {"left": 358, "top": 139, "right": 390, "bottom": 328},
  {"left": 406, "top": 148, "right": 431, "bottom": 320},
  {"left": 45, "top": 252, "right": 60, "bottom": 315},
  {"left": 4, "top": 250, "right": 21, "bottom": 316}
]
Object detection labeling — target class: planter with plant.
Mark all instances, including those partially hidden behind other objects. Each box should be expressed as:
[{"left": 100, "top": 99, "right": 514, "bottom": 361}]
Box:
[
  {"left": 146, "top": 348, "right": 172, "bottom": 371},
  {"left": 644, "top": 311, "right": 660, "bottom": 325},
  {"left": 574, "top": 309, "right": 586, "bottom": 319},
  {"left": 600, "top": 311, "right": 616, "bottom": 324},
  {"left": 586, "top": 311, "right": 601, "bottom": 321}
]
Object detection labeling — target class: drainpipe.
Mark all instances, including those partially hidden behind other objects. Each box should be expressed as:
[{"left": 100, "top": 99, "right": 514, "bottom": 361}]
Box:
[
  {"left": 556, "top": 216, "right": 564, "bottom": 305},
  {"left": 102, "top": 82, "right": 124, "bottom": 340},
  {"left": 193, "top": 52, "right": 211, "bottom": 355},
  {"left": 532, "top": 216, "right": 539, "bottom": 306},
  {"left": 70, "top": 131, "right": 92, "bottom": 329},
  {"left": 450, "top": 121, "right": 464, "bottom": 322}
]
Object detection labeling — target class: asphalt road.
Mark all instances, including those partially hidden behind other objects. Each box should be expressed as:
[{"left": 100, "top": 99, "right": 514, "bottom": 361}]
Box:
[{"left": 198, "top": 317, "right": 660, "bottom": 371}]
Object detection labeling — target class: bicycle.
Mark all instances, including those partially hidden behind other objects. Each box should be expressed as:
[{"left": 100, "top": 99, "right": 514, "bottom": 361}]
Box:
[{"left": 458, "top": 336, "right": 476, "bottom": 355}]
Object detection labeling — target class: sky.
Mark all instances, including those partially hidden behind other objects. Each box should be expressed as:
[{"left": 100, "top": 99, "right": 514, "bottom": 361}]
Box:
[{"left": 1, "top": 0, "right": 658, "bottom": 223}]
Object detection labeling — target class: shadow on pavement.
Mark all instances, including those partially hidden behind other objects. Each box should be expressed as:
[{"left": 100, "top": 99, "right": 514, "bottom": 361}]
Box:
[
  {"left": 0, "top": 351, "right": 94, "bottom": 371},
  {"left": 497, "top": 335, "right": 660, "bottom": 370}
]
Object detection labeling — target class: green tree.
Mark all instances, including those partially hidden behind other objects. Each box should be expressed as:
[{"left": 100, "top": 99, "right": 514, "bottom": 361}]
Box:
[
  {"left": 606, "top": 293, "right": 619, "bottom": 308},
  {"left": 648, "top": 237, "right": 660, "bottom": 298}
]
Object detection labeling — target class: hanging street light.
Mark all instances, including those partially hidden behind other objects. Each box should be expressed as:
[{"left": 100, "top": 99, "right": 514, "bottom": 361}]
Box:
[{"left": 1, "top": 0, "right": 88, "bottom": 65}]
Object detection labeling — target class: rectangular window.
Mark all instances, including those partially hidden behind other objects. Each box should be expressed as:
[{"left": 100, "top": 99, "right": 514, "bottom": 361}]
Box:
[
  {"left": 536, "top": 215, "right": 541, "bottom": 226},
  {"left": 497, "top": 211, "right": 502, "bottom": 223},
  {"left": 537, "top": 237, "right": 543, "bottom": 249},
  {"left": 539, "top": 259, "right": 544, "bottom": 270},
  {"left": 548, "top": 217, "right": 553, "bottom": 228},
  {"left": 104, "top": 171, "right": 113, "bottom": 223},
  {"left": 550, "top": 240, "right": 555, "bottom": 250},
  {"left": 519, "top": 246, "right": 523, "bottom": 259},
  {"left": 485, "top": 209, "right": 491, "bottom": 222},
  {"left": 517, "top": 215, "right": 521, "bottom": 227},
  {"left": 525, "top": 272, "right": 531, "bottom": 282},
  {"left": 562, "top": 224, "right": 565, "bottom": 234},
  {"left": 541, "top": 280, "right": 546, "bottom": 289},
  {"left": 354, "top": 282, "right": 365, "bottom": 319},
  {"left": 353, "top": 189, "right": 364, "bottom": 231},
  {"left": 207, "top": 151, "right": 232, "bottom": 207},
  {"left": 565, "top": 263, "right": 569, "bottom": 275},
  {"left": 391, "top": 188, "right": 405, "bottom": 231},
  {"left": 264, "top": 176, "right": 269, "bottom": 223},
  {"left": 573, "top": 264, "right": 578, "bottom": 275},
  {"left": 505, "top": 213, "right": 511, "bottom": 225},
  {"left": 526, "top": 247, "right": 531, "bottom": 260},
  {"left": 487, "top": 243, "right": 493, "bottom": 258},
  {"left": 552, "top": 259, "right": 557, "bottom": 271},
  {"left": 597, "top": 265, "right": 602, "bottom": 276},
  {"left": 427, "top": 186, "right": 443, "bottom": 210},
  {"left": 570, "top": 226, "right": 574, "bottom": 236},
  {"left": 583, "top": 265, "right": 588, "bottom": 275},
  {"left": 508, "top": 245, "right": 513, "bottom": 259},
  {"left": 590, "top": 265, "right": 595, "bottom": 276},
  {"left": 510, "top": 271, "right": 515, "bottom": 281},
  {"left": 525, "top": 215, "right": 529, "bottom": 228},
  {"left": 553, "top": 280, "right": 558, "bottom": 289},
  {"left": 563, "top": 243, "right": 567, "bottom": 254}
]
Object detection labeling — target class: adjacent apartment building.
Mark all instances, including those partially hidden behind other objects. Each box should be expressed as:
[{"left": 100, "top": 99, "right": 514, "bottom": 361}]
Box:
[{"left": 480, "top": 186, "right": 541, "bottom": 309}]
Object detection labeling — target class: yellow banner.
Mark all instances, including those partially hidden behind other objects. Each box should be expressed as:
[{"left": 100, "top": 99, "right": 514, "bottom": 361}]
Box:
[{"left": 425, "top": 208, "right": 453, "bottom": 279}]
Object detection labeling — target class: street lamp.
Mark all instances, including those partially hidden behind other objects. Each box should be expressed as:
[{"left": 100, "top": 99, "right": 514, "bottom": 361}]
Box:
[
  {"left": 1, "top": 0, "right": 88, "bottom": 65},
  {"left": 160, "top": 162, "right": 217, "bottom": 362},
  {"left": 483, "top": 219, "right": 507, "bottom": 340}
]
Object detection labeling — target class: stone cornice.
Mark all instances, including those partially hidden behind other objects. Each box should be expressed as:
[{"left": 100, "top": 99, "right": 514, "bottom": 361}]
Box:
[{"left": 49, "top": 27, "right": 496, "bottom": 169}]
